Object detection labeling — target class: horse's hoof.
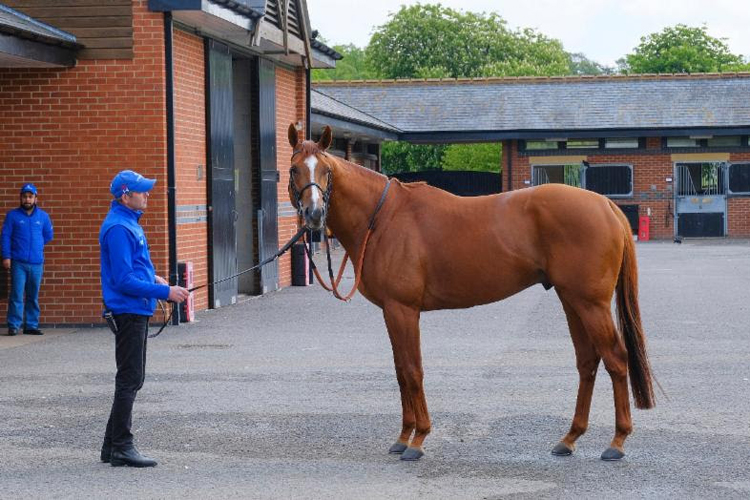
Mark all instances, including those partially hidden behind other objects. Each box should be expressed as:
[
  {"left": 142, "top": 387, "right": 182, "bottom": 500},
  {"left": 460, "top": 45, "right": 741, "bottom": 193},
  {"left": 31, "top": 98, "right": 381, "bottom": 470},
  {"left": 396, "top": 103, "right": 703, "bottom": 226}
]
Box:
[
  {"left": 399, "top": 447, "right": 424, "bottom": 461},
  {"left": 551, "top": 442, "right": 574, "bottom": 456},
  {"left": 388, "top": 442, "right": 408, "bottom": 454},
  {"left": 601, "top": 447, "right": 625, "bottom": 461}
]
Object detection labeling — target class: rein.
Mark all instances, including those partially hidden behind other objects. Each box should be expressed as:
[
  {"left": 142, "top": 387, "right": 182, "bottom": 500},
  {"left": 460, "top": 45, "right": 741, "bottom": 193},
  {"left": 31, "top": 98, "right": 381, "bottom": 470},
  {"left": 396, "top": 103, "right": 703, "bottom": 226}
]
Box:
[{"left": 303, "top": 178, "right": 391, "bottom": 302}]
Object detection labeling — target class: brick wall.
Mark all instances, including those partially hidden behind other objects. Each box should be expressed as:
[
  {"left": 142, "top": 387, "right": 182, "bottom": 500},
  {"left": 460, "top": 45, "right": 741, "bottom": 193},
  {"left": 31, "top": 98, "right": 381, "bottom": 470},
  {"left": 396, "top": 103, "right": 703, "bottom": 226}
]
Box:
[
  {"left": 727, "top": 151, "right": 750, "bottom": 237},
  {"left": 0, "top": 1, "right": 166, "bottom": 325},
  {"left": 173, "top": 29, "right": 208, "bottom": 310},
  {"left": 504, "top": 139, "right": 750, "bottom": 239},
  {"left": 275, "top": 65, "right": 306, "bottom": 287}
]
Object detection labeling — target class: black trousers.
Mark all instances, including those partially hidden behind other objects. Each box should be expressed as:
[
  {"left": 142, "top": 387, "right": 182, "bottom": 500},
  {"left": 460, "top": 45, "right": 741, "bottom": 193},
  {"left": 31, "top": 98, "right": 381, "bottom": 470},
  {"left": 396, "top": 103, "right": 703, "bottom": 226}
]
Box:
[{"left": 104, "top": 313, "right": 149, "bottom": 449}]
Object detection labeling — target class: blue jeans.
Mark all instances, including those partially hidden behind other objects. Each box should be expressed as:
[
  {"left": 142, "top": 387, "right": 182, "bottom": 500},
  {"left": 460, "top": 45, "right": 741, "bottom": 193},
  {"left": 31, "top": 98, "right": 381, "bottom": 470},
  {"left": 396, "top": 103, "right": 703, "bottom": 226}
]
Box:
[{"left": 7, "top": 261, "right": 43, "bottom": 330}]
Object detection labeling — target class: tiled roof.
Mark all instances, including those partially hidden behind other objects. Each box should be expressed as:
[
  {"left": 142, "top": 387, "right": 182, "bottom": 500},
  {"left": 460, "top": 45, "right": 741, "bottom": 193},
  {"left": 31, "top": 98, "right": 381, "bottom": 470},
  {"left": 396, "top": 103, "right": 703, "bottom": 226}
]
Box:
[
  {"left": 312, "top": 89, "right": 400, "bottom": 133},
  {"left": 313, "top": 73, "right": 750, "bottom": 133}
]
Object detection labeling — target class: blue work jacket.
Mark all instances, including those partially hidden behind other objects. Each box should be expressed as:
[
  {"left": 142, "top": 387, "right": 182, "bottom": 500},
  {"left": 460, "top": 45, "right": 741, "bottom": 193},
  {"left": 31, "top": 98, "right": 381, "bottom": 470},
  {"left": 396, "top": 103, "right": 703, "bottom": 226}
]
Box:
[
  {"left": 1, "top": 206, "right": 53, "bottom": 264},
  {"left": 99, "top": 200, "right": 169, "bottom": 316}
]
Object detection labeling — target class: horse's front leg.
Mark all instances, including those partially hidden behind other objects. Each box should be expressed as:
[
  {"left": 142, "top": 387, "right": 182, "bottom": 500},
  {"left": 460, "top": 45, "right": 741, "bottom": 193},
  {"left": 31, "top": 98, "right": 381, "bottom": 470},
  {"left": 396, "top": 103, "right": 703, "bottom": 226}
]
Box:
[{"left": 383, "top": 302, "right": 430, "bottom": 461}]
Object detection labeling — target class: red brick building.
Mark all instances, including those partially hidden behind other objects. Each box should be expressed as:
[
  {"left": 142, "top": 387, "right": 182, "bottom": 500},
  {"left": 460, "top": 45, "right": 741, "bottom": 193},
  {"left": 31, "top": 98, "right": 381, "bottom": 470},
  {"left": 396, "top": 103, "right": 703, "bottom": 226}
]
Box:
[{"left": 1, "top": 1, "right": 338, "bottom": 325}]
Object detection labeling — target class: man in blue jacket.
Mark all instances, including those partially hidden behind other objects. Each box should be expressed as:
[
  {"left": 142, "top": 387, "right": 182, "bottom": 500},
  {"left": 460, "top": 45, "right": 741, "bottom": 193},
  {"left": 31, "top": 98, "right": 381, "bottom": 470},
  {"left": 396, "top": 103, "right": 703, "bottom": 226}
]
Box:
[
  {"left": 2, "top": 183, "right": 53, "bottom": 336},
  {"left": 99, "top": 170, "right": 188, "bottom": 468}
]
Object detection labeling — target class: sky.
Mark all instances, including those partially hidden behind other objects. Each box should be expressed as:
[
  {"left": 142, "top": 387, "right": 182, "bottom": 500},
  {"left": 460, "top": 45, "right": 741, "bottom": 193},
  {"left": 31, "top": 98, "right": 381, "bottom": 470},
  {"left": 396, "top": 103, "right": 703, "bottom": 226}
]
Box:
[{"left": 306, "top": 0, "right": 750, "bottom": 68}]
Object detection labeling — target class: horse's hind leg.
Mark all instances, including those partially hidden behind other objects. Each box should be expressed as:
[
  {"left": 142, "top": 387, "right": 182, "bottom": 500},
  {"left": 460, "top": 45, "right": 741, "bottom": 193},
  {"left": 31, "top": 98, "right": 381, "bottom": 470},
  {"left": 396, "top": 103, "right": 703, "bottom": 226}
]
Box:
[
  {"left": 552, "top": 296, "right": 601, "bottom": 457},
  {"left": 383, "top": 302, "right": 430, "bottom": 461},
  {"left": 574, "top": 300, "right": 632, "bottom": 461}
]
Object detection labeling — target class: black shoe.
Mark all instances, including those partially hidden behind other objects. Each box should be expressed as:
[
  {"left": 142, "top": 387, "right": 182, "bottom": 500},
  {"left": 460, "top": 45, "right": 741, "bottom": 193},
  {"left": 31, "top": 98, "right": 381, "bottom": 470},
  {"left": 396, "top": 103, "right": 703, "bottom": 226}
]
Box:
[
  {"left": 100, "top": 441, "right": 112, "bottom": 463},
  {"left": 23, "top": 329, "right": 43, "bottom": 335},
  {"left": 110, "top": 447, "right": 157, "bottom": 468},
  {"left": 7, "top": 328, "right": 18, "bottom": 336}
]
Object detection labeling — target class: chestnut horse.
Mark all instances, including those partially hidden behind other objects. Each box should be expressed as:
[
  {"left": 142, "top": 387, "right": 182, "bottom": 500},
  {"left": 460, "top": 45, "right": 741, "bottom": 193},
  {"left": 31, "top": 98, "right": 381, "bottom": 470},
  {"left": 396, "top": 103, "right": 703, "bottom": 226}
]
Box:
[{"left": 287, "top": 124, "right": 655, "bottom": 462}]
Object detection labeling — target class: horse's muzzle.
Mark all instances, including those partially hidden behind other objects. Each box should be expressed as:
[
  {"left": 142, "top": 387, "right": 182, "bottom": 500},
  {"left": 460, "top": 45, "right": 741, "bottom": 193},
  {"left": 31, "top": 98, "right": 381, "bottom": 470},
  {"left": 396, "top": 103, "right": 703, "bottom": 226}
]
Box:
[{"left": 304, "top": 206, "right": 326, "bottom": 230}]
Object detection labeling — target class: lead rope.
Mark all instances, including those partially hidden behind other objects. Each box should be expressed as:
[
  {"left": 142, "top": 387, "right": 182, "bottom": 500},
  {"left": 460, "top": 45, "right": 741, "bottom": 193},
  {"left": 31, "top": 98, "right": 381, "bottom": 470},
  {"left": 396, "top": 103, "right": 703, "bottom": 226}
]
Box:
[
  {"left": 148, "top": 225, "right": 308, "bottom": 338},
  {"left": 304, "top": 179, "right": 391, "bottom": 302}
]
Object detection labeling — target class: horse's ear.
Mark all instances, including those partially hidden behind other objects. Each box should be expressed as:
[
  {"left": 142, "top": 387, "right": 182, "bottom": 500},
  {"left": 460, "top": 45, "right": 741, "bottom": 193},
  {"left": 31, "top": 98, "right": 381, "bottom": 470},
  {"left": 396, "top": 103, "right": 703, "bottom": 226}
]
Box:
[
  {"left": 318, "top": 126, "right": 333, "bottom": 151},
  {"left": 288, "top": 123, "right": 299, "bottom": 148}
]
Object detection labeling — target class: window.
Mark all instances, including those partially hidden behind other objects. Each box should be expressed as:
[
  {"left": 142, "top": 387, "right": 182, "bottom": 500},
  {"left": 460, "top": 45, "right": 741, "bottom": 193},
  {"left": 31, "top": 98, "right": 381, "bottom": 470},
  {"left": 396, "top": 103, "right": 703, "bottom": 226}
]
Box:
[
  {"left": 566, "top": 139, "right": 599, "bottom": 149},
  {"left": 728, "top": 163, "right": 750, "bottom": 194},
  {"left": 605, "top": 137, "right": 639, "bottom": 149},
  {"left": 707, "top": 136, "right": 741, "bottom": 147},
  {"left": 525, "top": 140, "right": 559, "bottom": 150},
  {"left": 666, "top": 137, "right": 700, "bottom": 148},
  {"left": 532, "top": 164, "right": 582, "bottom": 187},
  {"left": 585, "top": 164, "right": 633, "bottom": 197}
]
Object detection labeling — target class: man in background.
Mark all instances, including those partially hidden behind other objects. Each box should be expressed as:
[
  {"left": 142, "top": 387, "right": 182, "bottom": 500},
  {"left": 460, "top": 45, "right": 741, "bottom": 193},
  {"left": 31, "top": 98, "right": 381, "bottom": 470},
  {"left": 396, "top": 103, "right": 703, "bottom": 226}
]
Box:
[{"left": 1, "top": 183, "right": 54, "bottom": 336}]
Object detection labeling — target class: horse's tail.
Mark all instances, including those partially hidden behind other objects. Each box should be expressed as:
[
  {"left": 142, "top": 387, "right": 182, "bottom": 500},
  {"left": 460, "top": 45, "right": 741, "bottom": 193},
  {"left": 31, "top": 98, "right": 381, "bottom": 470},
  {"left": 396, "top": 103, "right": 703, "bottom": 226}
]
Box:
[{"left": 608, "top": 200, "right": 655, "bottom": 410}]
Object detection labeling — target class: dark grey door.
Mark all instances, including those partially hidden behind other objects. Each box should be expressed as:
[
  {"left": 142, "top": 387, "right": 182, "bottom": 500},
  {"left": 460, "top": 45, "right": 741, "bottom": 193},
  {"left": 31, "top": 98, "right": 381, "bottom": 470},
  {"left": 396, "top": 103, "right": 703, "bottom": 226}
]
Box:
[
  {"left": 207, "top": 40, "right": 237, "bottom": 307},
  {"left": 257, "top": 57, "right": 279, "bottom": 293}
]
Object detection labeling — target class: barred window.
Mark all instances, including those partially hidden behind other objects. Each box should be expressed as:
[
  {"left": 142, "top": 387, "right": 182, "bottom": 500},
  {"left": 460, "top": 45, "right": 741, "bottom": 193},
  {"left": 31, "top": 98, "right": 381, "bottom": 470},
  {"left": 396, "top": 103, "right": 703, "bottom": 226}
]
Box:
[
  {"left": 729, "top": 163, "right": 750, "bottom": 194},
  {"left": 585, "top": 164, "right": 633, "bottom": 197}
]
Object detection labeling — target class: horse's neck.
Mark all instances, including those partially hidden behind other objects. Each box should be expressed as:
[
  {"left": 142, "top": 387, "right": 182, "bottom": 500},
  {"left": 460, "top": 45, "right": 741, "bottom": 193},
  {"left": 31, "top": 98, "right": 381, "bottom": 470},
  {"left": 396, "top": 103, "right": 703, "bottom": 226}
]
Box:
[{"left": 327, "top": 158, "right": 388, "bottom": 252}]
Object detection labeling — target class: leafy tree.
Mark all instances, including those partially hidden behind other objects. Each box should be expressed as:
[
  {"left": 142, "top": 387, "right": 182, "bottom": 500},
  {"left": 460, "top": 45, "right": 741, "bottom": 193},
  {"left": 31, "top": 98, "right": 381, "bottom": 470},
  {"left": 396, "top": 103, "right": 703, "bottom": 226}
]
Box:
[
  {"left": 568, "top": 52, "right": 614, "bottom": 75},
  {"left": 368, "top": 4, "right": 569, "bottom": 174},
  {"left": 311, "top": 44, "right": 376, "bottom": 81},
  {"left": 366, "top": 4, "right": 570, "bottom": 79},
  {"left": 619, "top": 24, "right": 750, "bottom": 74},
  {"left": 442, "top": 143, "right": 501, "bottom": 172},
  {"left": 381, "top": 142, "right": 446, "bottom": 175}
]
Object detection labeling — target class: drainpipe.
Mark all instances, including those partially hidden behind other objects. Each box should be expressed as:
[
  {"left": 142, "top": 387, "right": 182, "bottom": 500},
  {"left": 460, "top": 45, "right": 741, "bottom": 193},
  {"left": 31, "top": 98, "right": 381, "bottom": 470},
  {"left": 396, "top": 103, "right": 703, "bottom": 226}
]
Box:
[
  {"left": 305, "top": 63, "right": 311, "bottom": 140},
  {"left": 164, "top": 12, "right": 179, "bottom": 325}
]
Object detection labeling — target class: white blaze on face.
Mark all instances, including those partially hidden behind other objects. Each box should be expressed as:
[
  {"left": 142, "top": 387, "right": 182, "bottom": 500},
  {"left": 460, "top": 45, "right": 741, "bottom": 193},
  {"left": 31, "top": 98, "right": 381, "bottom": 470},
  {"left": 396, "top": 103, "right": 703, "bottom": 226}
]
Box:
[{"left": 304, "top": 155, "right": 321, "bottom": 209}]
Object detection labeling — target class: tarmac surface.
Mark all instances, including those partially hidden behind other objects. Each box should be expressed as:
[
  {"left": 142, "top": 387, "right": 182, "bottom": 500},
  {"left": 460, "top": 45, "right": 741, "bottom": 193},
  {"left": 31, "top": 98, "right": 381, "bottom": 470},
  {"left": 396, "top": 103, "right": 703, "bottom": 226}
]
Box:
[{"left": 1, "top": 240, "right": 749, "bottom": 499}]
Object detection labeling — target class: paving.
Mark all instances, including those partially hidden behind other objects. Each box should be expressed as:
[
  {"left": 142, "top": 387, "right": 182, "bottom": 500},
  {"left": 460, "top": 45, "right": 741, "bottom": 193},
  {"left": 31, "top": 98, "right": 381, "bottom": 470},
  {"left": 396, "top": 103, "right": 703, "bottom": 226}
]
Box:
[{"left": 0, "top": 241, "right": 749, "bottom": 499}]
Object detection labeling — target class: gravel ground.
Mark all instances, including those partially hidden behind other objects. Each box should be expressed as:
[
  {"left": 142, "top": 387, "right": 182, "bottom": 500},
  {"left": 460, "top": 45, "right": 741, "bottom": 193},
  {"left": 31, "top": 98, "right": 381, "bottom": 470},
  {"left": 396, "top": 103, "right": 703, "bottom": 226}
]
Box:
[{"left": 0, "top": 240, "right": 749, "bottom": 499}]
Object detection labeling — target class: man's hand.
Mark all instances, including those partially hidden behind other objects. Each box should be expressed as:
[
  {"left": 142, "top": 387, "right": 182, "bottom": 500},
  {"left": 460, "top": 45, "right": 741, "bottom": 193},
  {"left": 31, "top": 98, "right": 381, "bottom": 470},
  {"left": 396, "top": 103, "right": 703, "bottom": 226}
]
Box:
[
  {"left": 2, "top": 259, "right": 10, "bottom": 270},
  {"left": 168, "top": 285, "right": 190, "bottom": 303},
  {"left": 155, "top": 275, "right": 168, "bottom": 285}
]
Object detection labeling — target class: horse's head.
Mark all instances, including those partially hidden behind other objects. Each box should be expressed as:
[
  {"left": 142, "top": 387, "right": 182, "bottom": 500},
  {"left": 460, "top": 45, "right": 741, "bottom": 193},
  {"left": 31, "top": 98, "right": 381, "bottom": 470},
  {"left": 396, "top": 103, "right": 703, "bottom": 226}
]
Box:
[{"left": 287, "top": 123, "right": 335, "bottom": 230}]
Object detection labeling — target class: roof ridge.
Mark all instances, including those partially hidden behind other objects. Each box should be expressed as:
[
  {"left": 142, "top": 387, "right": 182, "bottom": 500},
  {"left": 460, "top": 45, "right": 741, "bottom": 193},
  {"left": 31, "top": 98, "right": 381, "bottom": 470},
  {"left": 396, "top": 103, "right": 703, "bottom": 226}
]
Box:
[{"left": 313, "top": 72, "right": 750, "bottom": 86}]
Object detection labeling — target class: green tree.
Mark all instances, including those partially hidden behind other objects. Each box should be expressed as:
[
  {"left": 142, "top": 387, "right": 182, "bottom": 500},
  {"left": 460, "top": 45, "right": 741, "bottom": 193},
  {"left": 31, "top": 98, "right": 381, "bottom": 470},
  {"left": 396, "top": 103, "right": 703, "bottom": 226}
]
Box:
[
  {"left": 442, "top": 143, "right": 501, "bottom": 172},
  {"left": 568, "top": 52, "right": 614, "bottom": 75},
  {"left": 366, "top": 5, "right": 570, "bottom": 79},
  {"left": 619, "top": 24, "right": 750, "bottom": 74},
  {"left": 380, "top": 142, "right": 447, "bottom": 175},
  {"left": 311, "top": 44, "right": 376, "bottom": 81}
]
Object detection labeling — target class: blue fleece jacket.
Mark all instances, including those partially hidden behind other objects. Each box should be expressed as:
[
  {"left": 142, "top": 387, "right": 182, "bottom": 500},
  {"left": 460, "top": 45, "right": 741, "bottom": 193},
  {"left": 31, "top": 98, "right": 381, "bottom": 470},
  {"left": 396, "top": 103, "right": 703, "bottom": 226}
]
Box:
[
  {"left": 1, "top": 206, "right": 53, "bottom": 264},
  {"left": 99, "top": 200, "right": 169, "bottom": 316}
]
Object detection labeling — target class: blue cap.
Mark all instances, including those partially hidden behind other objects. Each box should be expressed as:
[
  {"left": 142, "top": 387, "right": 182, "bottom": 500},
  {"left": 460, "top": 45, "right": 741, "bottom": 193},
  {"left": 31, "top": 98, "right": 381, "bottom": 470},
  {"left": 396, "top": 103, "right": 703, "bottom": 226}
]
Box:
[
  {"left": 21, "top": 183, "right": 37, "bottom": 195},
  {"left": 110, "top": 170, "right": 156, "bottom": 198}
]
